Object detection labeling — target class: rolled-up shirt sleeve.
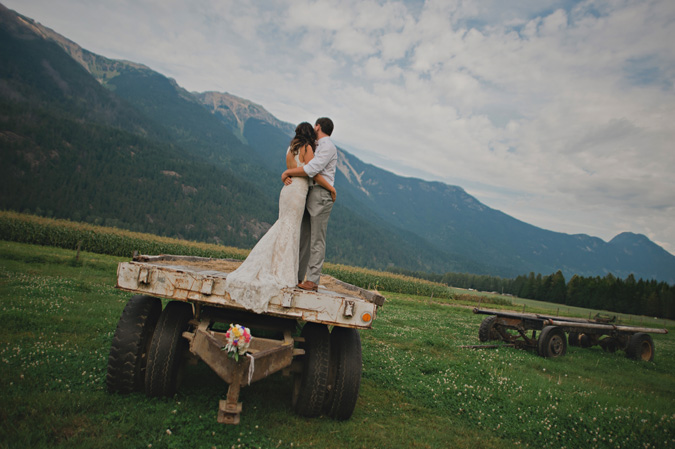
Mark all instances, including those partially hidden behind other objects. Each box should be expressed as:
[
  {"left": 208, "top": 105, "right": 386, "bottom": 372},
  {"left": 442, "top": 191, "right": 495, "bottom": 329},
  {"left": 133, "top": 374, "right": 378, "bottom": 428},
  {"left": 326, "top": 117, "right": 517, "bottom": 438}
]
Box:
[{"left": 303, "top": 139, "right": 337, "bottom": 181}]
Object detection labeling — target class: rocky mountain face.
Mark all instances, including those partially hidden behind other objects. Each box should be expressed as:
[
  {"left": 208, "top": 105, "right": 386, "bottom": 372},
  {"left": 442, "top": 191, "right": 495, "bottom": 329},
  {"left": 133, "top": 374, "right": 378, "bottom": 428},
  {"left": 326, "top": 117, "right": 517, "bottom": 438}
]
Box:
[
  {"left": 2, "top": 4, "right": 674, "bottom": 283},
  {"left": 194, "top": 92, "right": 295, "bottom": 142}
]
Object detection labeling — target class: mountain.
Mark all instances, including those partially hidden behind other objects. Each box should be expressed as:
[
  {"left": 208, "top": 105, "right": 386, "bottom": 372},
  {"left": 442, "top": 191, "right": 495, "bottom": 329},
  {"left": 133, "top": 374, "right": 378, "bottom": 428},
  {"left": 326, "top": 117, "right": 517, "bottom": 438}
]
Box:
[
  {"left": 1, "top": 4, "right": 674, "bottom": 283},
  {"left": 209, "top": 102, "right": 675, "bottom": 283},
  {"left": 193, "top": 92, "right": 295, "bottom": 143},
  {"left": 0, "top": 4, "right": 455, "bottom": 272},
  {"left": 0, "top": 4, "right": 280, "bottom": 248}
]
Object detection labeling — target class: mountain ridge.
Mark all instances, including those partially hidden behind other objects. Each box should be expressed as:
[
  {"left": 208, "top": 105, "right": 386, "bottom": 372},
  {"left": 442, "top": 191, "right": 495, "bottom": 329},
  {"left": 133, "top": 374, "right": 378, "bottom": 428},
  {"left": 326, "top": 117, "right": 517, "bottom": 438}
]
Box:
[
  {"left": 0, "top": 4, "right": 460, "bottom": 274},
  {"left": 1, "top": 3, "right": 673, "bottom": 284},
  {"left": 194, "top": 91, "right": 295, "bottom": 142}
]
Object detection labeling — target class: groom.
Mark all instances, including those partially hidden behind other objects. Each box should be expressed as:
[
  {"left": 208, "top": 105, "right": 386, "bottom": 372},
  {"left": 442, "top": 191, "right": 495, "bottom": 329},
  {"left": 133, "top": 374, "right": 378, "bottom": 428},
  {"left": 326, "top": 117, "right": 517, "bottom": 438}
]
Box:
[{"left": 281, "top": 117, "right": 337, "bottom": 291}]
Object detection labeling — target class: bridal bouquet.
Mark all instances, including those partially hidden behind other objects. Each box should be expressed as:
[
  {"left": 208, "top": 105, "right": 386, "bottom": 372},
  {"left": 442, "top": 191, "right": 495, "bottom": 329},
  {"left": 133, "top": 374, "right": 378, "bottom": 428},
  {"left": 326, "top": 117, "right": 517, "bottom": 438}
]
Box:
[{"left": 222, "top": 323, "right": 252, "bottom": 361}]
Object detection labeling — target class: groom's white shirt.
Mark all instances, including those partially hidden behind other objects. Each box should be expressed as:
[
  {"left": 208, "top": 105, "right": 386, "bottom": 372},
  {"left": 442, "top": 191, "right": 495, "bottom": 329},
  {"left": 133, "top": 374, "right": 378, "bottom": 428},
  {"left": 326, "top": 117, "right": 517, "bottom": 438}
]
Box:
[{"left": 303, "top": 136, "right": 337, "bottom": 186}]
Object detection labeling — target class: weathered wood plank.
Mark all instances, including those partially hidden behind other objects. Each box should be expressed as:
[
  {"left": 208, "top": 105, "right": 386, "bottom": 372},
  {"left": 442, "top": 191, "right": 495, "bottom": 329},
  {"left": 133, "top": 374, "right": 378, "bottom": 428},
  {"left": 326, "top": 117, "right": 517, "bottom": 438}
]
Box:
[{"left": 116, "top": 259, "right": 378, "bottom": 329}]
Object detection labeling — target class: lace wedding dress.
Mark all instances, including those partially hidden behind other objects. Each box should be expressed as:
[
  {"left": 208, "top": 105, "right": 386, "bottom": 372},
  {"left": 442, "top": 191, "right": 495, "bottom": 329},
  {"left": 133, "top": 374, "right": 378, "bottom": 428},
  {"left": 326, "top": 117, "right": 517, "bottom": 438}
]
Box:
[{"left": 223, "top": 152, "right": 309, "bottom": 313}]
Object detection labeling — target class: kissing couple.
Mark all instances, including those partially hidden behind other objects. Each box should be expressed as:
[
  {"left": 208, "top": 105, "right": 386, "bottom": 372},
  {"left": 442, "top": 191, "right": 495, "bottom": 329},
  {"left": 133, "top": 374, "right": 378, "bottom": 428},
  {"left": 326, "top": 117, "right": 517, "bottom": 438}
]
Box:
[{"left": 224, "top": 118, "right": 338, "bottom": 313}]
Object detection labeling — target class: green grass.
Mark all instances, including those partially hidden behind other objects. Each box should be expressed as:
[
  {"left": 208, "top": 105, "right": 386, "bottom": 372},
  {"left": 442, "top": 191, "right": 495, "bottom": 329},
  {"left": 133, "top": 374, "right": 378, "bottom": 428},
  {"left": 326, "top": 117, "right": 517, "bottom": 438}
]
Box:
[{"left": 1, "top": 241, "right": 674, "bottom": 449}]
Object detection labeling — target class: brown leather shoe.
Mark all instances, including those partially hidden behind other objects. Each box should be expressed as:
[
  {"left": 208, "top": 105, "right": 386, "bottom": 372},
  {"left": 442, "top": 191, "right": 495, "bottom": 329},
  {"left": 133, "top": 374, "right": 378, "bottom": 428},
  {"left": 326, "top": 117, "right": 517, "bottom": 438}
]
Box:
[{"left": 297, "top": 280, "right": 318, "bottom": 291}]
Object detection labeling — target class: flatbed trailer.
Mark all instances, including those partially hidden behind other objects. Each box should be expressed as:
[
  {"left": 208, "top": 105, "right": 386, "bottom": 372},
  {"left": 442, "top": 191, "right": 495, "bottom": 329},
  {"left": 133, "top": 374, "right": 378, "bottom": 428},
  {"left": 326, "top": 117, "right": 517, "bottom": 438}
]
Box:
[
  {"left": 470, "top": 308, "right": 668, "bottom": 361},
  {"left": 106, "top": 254, "right": 384, "bottom": 424}
]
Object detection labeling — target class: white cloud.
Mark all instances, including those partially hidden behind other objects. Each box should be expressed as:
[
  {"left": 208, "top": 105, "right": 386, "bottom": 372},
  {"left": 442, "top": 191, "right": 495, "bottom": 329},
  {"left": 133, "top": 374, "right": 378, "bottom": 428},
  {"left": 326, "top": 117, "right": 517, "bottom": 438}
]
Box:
[
  {"left": 379, "top": 29, "right": 413, "bottom": 61},
  {"left": 4, "top": 0, "right": 675, "bottom": 255},
  {"left": 332, "top": 27, "right": 376, "bottom": 57},
  {"left": 361, "top": 56, "right": 402, "bottom": 80}
]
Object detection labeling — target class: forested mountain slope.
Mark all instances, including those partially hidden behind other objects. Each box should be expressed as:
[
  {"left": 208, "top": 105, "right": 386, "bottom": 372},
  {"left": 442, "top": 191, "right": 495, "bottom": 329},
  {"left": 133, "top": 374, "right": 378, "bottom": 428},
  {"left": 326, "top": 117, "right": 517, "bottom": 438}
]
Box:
[
  {"left": 0, "top": 4, "right": 459, "bottom": 271},
  {"left": 2, "top": 4, "right": 674, "bottom": 282}
]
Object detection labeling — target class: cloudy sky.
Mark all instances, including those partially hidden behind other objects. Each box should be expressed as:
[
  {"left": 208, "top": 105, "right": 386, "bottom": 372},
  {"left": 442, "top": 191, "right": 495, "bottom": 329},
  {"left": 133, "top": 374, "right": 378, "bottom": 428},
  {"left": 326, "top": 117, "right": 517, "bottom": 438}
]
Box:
[{"left": 7, "top": 0, "right": 675, "bottom": 254}]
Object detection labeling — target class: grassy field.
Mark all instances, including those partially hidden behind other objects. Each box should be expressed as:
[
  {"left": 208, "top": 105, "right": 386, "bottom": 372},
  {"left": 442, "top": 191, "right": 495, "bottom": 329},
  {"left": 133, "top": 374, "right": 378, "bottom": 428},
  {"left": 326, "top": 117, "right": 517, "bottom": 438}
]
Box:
[{"left": 1, "top": 241, "right": 674, "bottom": 449}]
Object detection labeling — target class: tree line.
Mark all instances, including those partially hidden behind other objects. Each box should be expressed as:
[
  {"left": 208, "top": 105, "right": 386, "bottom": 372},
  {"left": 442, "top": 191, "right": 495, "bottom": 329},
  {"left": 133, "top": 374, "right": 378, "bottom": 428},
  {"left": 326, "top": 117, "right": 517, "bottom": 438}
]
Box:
[{"left": 388, "top": 267, "right": 675, "bottom": 320}]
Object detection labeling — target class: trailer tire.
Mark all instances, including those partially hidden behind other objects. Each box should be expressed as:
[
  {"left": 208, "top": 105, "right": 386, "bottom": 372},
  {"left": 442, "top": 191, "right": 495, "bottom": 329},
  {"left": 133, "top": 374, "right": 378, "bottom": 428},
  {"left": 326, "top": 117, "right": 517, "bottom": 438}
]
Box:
[
  {"left": 107, "top": 295, "right": 162, "bottom": 393},
  {"left": 478, "top": 316, "right": 499, "bottom": 342},
  {"left": 578, "top": 333, "right": 593, "bottom": 348},
  {"left": 293, "top": 323, "right": 330, "bottom": 417},
  {"left": 145, "top": 301, "right": 193, "bottom": 397},
  {"left": 324, "top": 327, "right": 362, "bottom": 421},
  {"left": 600, "top": 338, "right": 618, "bottom": 353},
  {"left": 568, "top": 332, "right": 580, "bottom": 347},
  {"left": 538, "top": 326, "right": 567, "bottom": 358},
  {"left": 626, "top": 333, "right": 654, "bottom": 362}
]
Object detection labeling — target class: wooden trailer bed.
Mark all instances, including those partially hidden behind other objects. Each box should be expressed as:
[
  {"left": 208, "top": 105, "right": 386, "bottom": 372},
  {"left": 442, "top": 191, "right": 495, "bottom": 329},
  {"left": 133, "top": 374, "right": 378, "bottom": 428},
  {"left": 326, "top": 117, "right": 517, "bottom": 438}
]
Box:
[{"left": 116, "top": 254, "right": 384, "bottom": 329}]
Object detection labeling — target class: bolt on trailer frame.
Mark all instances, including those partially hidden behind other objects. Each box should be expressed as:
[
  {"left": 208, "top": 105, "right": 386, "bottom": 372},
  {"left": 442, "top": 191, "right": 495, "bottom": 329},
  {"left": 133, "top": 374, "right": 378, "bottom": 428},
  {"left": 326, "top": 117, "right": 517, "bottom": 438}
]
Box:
[
  {"left": 106, "top": 254, "right": 385, "bottom": 424},
  {"left": 468, "top": 308, "right": 667, "bottom": 361}
]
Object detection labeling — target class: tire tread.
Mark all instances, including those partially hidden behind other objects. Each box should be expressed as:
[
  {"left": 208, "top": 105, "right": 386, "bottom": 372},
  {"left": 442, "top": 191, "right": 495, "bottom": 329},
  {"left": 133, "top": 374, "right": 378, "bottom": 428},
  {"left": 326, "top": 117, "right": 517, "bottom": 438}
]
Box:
[
  {"left": 478, "top": 316, "right": 498, "bottom": 342},
  {"left": 106, "top": 295, "right": 161, "bottom": 393},
  {"left": 325, "top": 327, "right": 362, "bottom": 420},
  {"left": 294, "top": 323, "right": 330, "bottom": 417},
  {"left": 145, "top": 301, "right": 193, "bottom": 397}
]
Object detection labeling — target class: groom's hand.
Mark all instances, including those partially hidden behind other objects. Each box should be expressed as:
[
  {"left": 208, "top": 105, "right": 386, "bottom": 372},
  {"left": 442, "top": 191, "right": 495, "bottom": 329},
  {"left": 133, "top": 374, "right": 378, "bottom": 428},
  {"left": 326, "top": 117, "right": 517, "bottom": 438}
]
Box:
[{"left": 282, "top": 171, "right": 293, "bottom": 185}]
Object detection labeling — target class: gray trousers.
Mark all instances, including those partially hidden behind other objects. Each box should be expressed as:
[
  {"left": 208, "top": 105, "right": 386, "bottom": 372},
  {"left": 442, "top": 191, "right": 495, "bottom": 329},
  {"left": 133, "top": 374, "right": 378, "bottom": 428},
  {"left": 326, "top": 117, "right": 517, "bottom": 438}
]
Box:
[{"left": 298, "top": 186, "right": 334, "bottom": 284}]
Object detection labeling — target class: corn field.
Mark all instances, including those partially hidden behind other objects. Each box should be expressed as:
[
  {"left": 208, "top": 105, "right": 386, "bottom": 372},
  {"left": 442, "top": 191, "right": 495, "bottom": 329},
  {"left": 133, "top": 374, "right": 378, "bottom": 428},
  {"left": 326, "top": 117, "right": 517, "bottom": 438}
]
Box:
[
  {"left": 0, "top": 211, "right": 455, "bottom": 299},
  {"left": 324, "top": 264, "right": 454, "bottom": 299},
  {"left": 0, "top": 211, "right": 248, "bottom": 260}
]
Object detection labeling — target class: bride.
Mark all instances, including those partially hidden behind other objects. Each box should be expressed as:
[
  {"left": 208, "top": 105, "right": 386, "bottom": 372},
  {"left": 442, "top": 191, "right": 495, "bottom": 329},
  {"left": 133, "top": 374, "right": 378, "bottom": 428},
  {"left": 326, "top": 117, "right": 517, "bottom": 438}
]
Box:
[{"left": 223, "top": 123, "right": 336, "bottom": 313}]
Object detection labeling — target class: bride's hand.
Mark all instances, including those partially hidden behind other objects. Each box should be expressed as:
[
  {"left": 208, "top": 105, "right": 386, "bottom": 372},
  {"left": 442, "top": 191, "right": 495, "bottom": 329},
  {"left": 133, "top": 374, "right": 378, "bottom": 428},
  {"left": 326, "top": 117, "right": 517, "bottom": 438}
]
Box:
[{"left": 330, "top": 189, "right": 336, "bottom": 202}]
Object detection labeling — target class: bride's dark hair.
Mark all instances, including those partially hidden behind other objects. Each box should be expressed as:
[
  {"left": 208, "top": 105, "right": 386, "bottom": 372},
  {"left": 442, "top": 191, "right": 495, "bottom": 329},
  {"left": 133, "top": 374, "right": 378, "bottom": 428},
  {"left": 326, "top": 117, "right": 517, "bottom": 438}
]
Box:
[{"left": 290, "top": 122, "right": 317, "bottom": 155}]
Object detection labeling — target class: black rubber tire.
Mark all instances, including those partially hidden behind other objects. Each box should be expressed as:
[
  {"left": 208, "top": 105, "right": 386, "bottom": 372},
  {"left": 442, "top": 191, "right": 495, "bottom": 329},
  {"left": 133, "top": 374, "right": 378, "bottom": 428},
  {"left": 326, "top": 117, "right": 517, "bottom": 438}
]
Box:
[
  {"left": 538, "top": 326, "right": 567, "bottom": 358},
  {"left": 478, "top": 316, "right": 499, "bottom": 342},
  {"left": 626, "top": 332, "right": 655, "bottom": 362},
  {"left": 145, "top": 301, "right": 194, "bottom": 397},
  {"left": 600, "top": 338, "right": 618, "bottom": 353},
  {"left": 324, "top": 327, "right": 362, "bottom": 420},
  {"left": 578, "top": 333, "right": 593, "bottom": 348},
  {"left": 106, "top": 295, "right": 162, "bottom": 393},
  {"left": 568, "top": 332, "right": 580, "bottom": 347},
  {"left": 292, "top": 322, "right": 330, "bottom": 417}
]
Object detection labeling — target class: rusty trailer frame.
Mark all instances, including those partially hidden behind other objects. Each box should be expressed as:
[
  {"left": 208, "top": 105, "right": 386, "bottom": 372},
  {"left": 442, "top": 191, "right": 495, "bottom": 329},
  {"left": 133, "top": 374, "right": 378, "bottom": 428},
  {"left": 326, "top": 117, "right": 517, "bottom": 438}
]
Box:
[{"left": 469, "top": 308, "right": 668, "bottom": 361}]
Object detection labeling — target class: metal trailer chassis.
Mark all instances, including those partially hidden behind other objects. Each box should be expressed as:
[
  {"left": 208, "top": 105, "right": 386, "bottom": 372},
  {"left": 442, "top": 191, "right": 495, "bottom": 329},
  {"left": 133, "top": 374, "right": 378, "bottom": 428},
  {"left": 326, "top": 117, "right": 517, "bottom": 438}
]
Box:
[
  {"left": 470, "top": 308, "right": 668, "bottom": 361},
  {"left": 105, "top": 255, "right": 384, "bottom": 424}
]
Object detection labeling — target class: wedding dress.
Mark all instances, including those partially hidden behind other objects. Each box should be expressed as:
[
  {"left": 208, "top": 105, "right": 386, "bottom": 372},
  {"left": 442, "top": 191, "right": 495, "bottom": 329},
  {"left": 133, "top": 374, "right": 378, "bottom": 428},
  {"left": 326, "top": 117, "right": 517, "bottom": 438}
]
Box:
[{"left": 223, "top": 151, "right": 309, "bottom": 313}]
